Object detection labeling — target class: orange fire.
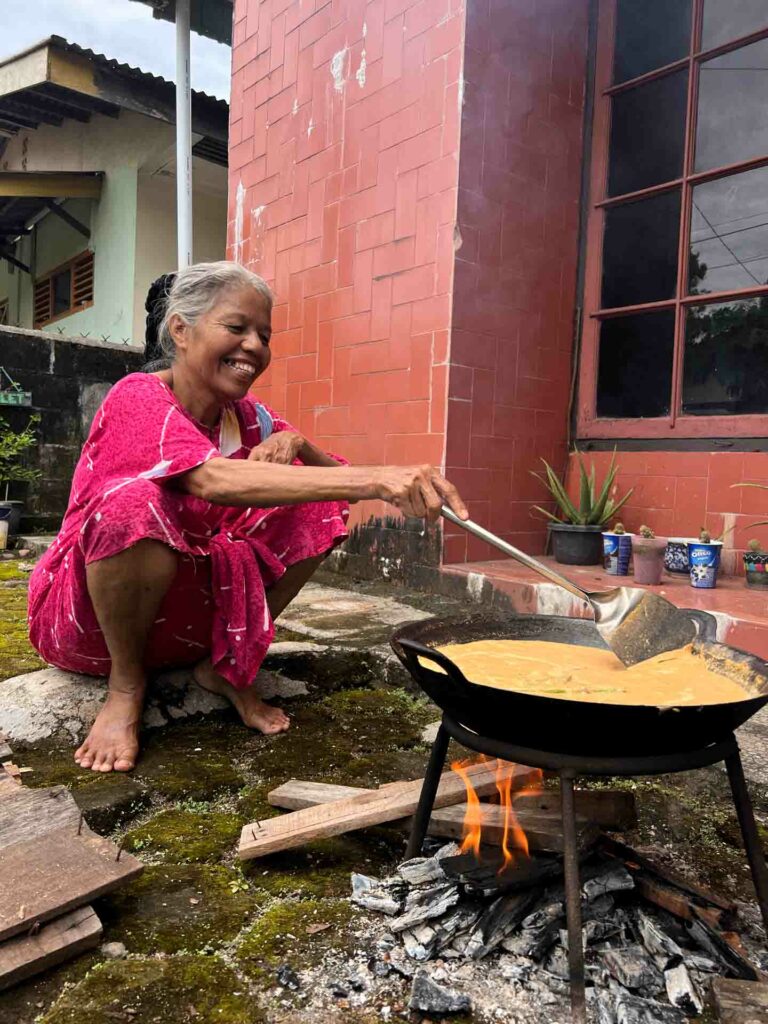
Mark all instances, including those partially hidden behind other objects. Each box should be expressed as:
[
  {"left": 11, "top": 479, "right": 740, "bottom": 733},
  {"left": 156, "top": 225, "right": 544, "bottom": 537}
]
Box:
[{"left": 451, "top": 758, "right": 544, "bottom": 873}]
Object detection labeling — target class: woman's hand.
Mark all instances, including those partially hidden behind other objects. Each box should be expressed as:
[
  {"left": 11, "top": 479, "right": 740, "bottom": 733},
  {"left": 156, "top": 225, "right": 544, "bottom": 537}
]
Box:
[
  {"left": 248, "top": 431, "right": 304, "bottom": 465},
  {"left": 373, "top": 465, "right": 468, "bottom": 523}
]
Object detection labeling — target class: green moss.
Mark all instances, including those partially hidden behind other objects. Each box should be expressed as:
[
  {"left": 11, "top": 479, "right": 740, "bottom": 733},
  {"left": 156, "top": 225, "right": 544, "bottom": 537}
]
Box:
[
  {"left": 236, "top": 782, "right": 282, "bottom": 822},
  {"left": 235, "top": 898, "right": 358, "bottom": 984},
  {"left": 124, "top": 808, "right": 245, "bottom": 863},
  {"left": 40, "top": 956, "right": 264, "bottom": 1024},
  {"left": 0, "top": 951, "right": 100, "bottom": 1024},
  {"left": 0, "top": 561, "right": 28, "bottom": 581},
  {"left": 97, "top": 864, "right": 263, "bottom": 954},
  {"left": 0, "top": 584, "right": 43, "bottom": 680},
  {"left": 243, "top": 831, "right": 402, "bottom": 898},
  {"left": 134, "top": 720, "right": 246, "bottom": 800}
]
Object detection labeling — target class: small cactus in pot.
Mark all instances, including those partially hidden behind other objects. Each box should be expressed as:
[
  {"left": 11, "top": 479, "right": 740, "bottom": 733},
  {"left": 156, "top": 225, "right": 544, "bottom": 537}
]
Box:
[
  {"left": 744, "top": 538, "right": 768, "bottom": 588},
  {"left": 602, "top": 521, "right": 632, "bottom": 576},
  {"left": 687, "top": 527, "right": 723, "bottom": 590},
  {"left": 632, "top": 525, "right": 667, "bottom": 585}
]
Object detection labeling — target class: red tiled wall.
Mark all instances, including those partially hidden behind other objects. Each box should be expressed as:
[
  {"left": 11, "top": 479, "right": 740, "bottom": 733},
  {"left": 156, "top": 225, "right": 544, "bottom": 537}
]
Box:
[
  {"left": 565, "top": 450, "right": 768, "bottom": 575},
  {"left": 442, "top": 0, "right": 590, "bottom": 565},
  {"left": 228, "top": 0, "right": 465, "bottom": 530}
]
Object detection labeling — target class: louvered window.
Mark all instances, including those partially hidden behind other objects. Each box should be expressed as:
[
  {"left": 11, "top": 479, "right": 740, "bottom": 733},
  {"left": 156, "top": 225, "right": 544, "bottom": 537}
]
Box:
[
  {"left": 33, "top": 250, "right": 94, "bottom": 328},
  {"left": 0, "top": 300, "right": 8, "bottom": 326}
]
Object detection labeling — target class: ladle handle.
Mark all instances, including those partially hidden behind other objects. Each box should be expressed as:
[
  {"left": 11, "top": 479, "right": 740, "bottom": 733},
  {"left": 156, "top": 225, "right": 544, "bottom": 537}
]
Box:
[{"left": 440, "top": 506, "right": 590, "bottom": 605}]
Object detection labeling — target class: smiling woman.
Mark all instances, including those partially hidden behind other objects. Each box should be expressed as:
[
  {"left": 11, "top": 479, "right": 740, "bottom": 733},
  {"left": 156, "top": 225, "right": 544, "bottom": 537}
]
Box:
[{"left": 27, "top": 261, "right": 467, "bottom": 774}]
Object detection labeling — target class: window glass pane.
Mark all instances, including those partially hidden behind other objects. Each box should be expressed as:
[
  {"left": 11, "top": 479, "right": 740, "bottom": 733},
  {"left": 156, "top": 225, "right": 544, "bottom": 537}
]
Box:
[
  {"left": 52, "top": 269, "right": 71, "bottom": 316},
  {"left": 701, "top": 0, "right": 768, "bottom": 52},
  {"left": 683, "top": 297, "right": 768, "bottom": 414},
  {"left": 614, "top": 0, "right": 691, "bottom": 85},
  {"left": 695, "top": 38, "right": 768, "bottom": 173},
  {"left": 602, "top": 190, "right": 681, "bottom": 308},
  {"left": 596, "top": 311, "right": 675, "bottom": 418},
  {"left": 689, "top": 166, "right": 768, "bottom": 295},
  {"left": 608, "top": 71, "right": 688, "bottom": 197}
]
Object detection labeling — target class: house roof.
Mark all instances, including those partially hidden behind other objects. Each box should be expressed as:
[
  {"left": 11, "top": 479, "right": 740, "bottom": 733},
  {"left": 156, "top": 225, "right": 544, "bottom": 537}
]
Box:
[
  {"left": 128, "top": 0, "right": 234, "bottom": 46},
  {"left": 0, "top": 36, "right": 228, "bottom": 152}
]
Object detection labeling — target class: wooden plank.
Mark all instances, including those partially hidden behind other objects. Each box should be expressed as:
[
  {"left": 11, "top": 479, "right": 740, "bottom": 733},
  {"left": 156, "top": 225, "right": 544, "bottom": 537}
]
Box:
[
  {"left": 514, "top": 788, "right": 637, "bottom": 831},
  {"left": 0, "top": 172, "right": 103, "bottom": 199},
  {"left": 635, "top": 877, "right": 727, "bottom": 929},
  {"left": 0, "top": 785, "right": 80, "bottom": 847},
  {"left": 0, "top": 906, "right": 101, "bottom": 991},
  {"left": 712, "top": 977, "right": 768, "bottom": 1024},
  {"left": 267, "top": 780, "right": 598, "bottom": 853},
  {"left": 0, "top": 828, "right": 142, "bottom": 942},
  {"left": 239, "top": 761, "right": 539, "bottom": 860}
]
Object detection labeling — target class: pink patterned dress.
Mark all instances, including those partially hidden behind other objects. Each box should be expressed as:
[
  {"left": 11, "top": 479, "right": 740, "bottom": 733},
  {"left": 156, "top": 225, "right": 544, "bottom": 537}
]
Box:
[{"left": 28, "top": 374, "right": 350, "bottom": 689}]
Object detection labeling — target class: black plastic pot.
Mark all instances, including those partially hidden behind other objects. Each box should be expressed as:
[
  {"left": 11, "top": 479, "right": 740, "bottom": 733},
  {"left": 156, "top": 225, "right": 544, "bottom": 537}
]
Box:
[
  {"left": 0, "top": 501, "right": 23, "bottom": 538},
  {"left": 548, "top": 523, "right": 604, "bottom": 565}
]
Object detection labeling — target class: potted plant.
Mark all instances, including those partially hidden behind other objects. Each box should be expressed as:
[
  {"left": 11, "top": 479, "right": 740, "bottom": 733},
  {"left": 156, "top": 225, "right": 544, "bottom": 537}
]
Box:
[
  {"left": 688, "top": 529, "right": 723, "bottom": 590},
  {"left": 603, "top": 521, "right": 632, "bottom": 576},
  {"left": 743, "top": 539, "right": 768, "bottom": 588},
  {"left": 0, "top": 414, "right": 40, "bottom": 537},
  {"left": 532, "top": 450, "right": 633, "bottom": 565},
  {"left": 632, "top": 525, "right": 666, "bottom": 585},
  {"left": 664, "top": 536, "right": 699, "bottom": 575}
]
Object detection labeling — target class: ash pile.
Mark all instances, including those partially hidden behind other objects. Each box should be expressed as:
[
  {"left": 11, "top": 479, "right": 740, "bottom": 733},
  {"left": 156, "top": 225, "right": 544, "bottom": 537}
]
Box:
[{"left": 352, "top": 842, "right": 759, "bottom": 1022}]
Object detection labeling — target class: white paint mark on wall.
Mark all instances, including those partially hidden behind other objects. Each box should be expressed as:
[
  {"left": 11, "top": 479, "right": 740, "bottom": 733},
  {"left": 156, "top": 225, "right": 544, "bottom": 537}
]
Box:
[
  {"left": 308, "top": 117, "right": 315, "bottom": 137},
  {"left": 330, "top": 47, "right": 348, "bottom": 92},
  {"left": 362, "top": 21, "right": 367, "bottom": 37},
  {"left": 233, "top": 179, "right": 245, "bottom": 264},
  {"left": 458, "top": 75, "right": 465, "bottom": 109},
  {"left": 356, "top": 49, "right": 367, "bottom": 88},
  {"left": 251, "top": 205, "right": 266, "bottom": 264},
  {"left": 292, "top": 97, "right": 299, "bottom": 115},
  {"left": 466, "top": 572, "right": 485, "bottom": 603}
]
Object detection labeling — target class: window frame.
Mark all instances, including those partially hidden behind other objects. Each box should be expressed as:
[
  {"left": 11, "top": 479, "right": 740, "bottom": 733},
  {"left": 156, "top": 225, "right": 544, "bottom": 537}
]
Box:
[
  {"left": 33, "top": 250, "right": 94, "bottom": 329},
  {"left": 578, "top": 1, "right": 768, "bottom": 440},
  {"left": 0, "top": 299, "right": 8, "bottom": 326}
]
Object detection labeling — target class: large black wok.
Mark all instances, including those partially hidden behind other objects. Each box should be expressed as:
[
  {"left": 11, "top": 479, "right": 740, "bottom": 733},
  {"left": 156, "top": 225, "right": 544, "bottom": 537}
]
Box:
[{"left": 391, "top": 612, "right": 768, "bottom": 757}]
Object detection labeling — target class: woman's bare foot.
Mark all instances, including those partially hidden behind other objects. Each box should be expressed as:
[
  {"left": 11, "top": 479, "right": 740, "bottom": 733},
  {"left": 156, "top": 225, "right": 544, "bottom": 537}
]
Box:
[
  {"left": 193, "top": 660, "right": 290, "bottom": 734},
  {"left": 74, "top": 686, "right": 144, "bottom": 772}
]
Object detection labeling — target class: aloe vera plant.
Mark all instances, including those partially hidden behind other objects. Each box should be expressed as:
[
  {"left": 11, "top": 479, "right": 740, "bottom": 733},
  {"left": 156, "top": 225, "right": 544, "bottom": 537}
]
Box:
[{"left": 531, "top": 450, "right": 633, "bottom": 528}]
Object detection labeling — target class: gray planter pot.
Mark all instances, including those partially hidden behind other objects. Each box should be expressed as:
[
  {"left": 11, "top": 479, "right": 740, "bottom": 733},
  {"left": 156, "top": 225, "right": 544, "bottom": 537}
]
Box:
[{"left": 548, "top": 523, "right": 604, "bottom": 565}]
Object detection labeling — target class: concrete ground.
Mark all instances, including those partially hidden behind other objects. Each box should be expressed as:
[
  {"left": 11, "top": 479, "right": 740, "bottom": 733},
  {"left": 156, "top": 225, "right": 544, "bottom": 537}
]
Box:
[{"left": 0, "top": 562, "right": 766, "bottom": 1023}]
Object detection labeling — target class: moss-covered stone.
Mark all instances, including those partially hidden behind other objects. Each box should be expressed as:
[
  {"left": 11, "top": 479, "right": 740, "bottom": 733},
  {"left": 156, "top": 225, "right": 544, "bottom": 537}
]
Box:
[
  {"left": 39, "top": 955, "right": 264, "bottom": 1024},
  {"left": 97, "top": 864, "right": 263, "bottom": 954},
  {"left": 235, "top": 898, "right": 358, "bottom": 984},
  {"left": 236, "top": 781, "right": 282, "bottom": 823},
  {"left": 0, "top": 561, "right": 28, "bottom": 582},
  {"left": 0, "top": 583, "right": 43, "bottom": 680},
  {"left": 124, "top": 807, "right": 245, "bottom": 863},
  {"left": 134, "top": 720, "right": 246, "bottom": 800}
]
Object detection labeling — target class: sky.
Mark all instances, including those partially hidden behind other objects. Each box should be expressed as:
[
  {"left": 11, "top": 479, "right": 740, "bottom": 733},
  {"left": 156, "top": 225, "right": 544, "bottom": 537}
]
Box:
[{"left": 0, "top": 0, "right": 231, "bottom": 100}]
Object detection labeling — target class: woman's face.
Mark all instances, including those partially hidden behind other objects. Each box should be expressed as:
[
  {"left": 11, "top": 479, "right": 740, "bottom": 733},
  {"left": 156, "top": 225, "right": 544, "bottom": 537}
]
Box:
[{"left": 171, "top": 286, "right": 272, "bottom": 403}]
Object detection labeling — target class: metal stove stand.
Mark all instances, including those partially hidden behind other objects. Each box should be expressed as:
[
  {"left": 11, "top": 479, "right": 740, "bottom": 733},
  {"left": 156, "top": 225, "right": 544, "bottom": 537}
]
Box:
[{"left": 406, "top": 714, "right": 768, "bottom": 1024}]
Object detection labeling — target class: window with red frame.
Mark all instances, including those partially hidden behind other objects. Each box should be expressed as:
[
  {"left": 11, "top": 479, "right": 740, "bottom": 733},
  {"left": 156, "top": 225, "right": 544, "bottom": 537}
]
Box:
[{"left": 578, "top": 0, "right": 768, "bottom": 440}]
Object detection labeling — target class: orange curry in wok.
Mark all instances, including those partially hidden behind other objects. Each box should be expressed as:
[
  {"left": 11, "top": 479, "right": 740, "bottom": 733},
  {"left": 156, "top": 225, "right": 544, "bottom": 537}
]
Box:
[{"left": 432, "top": 640, "right": 747, "bottom": 707}]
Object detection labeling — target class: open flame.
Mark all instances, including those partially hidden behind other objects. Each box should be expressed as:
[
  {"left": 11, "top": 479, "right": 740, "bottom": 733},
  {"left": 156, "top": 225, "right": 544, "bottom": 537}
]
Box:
[{"left": 451, "top": 757, "right": 544, "bottom": 873}]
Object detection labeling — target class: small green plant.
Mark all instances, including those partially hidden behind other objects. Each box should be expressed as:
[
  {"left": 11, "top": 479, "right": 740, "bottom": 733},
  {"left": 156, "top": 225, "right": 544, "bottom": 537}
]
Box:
[
  {"left": 0, "top": 414, "right": 40, "bottom": 501},
  {"left": 699, "top": 528, "right": 711, "bottom": 543},
  {"left": 748, "top": 538, "right": 763, "bottom": 554},
  {"left": 613, "top": 522, "right": 626, "bottom": 534},
  {"left": 638, "top": 525, "right": 654, "bottom": 539},
  {"left": 531, "top": 450, "right": 633, "bottom": 527}
]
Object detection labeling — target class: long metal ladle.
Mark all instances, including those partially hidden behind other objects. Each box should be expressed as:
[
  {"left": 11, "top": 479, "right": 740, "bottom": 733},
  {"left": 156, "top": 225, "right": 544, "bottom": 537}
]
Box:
[{"left": 441, "top": 506, "right": 697, "bottom": 666}]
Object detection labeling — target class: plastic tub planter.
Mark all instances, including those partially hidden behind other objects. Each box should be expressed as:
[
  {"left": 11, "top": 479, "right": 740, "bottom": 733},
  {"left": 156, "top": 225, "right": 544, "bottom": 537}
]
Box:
[
  {"left": 688, "top": 541, "right": 723, "bottom": 589},
  {"left": 665, "top": 537, "right": 698, "bottom": 575},
  {"left": 603, "top": 530, "right": 632, "bottom": 576},
  {"left": 548, "top": 523, "right": 604, "bottom": 565}
]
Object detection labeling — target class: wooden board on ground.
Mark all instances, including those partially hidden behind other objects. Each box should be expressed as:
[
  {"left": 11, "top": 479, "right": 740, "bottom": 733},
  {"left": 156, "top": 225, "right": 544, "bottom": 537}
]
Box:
[
  {"left": 0, "top": 785, "right": 80, "bottom": 847},
  {"left": 514, "top": 788, "right": 637, "bottom": 831},
  {"left": 0, "top": 828, "right": 142, "bottom": 942},
  {"left": 267, "top": 779, "right": 599, "bottom": 853},
  {"left": 712, "top": 977, "right": 768, "bottom": 1024},
  {"left": 0, "top": 906, "right": 102, "bottom": 991},
  {"left": 240, "top": 760, "right": 539, "bottom": 860}
]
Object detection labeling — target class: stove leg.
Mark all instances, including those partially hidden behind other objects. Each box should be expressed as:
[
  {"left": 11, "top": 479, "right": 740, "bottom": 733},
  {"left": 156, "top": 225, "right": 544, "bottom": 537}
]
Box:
[
  {"left": 561, "top": 771, "right": 586, "bottom": 1024},
  {"left": 725, "top": 746, "right": 768, "bottom": 936},
  {"left": 405, "top": 720, "right": 449, "bottom": 859}
]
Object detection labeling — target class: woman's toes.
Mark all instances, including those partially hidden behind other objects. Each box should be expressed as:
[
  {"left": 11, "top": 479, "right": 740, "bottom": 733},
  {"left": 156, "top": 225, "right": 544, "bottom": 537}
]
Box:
[{"left": 114, "top": 757, "right": 135, "bottom": 772}]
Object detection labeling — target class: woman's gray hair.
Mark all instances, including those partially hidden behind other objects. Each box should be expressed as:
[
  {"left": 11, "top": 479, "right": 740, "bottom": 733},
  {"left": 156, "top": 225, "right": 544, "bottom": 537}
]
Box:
[{"left": 158, "top": 261, "right": 273, "bottom": 357}]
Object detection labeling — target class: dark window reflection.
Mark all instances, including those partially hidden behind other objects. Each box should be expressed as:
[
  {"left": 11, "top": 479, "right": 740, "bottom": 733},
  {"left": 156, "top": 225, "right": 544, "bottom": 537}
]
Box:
[
  {"left": 701, "top": 0, "right": 768, "bottom": 51},
  {"left": 695, "top": 38, "right": 768, "bottom": 173},
  {"left": 52, "top": 270, "right": 71, "bottom": 317},
  {"left": 602, "top": 190, "right": 681, "bottom": 308},
  {"left": 614, "top": 0, "right": 691, "bottom": 84},
  {"left": 689, "top": 165, "right": 768, "bottom": 295},
  {"left": 609, "top": 71, "right": 688, "bottom": 197},
  {"left": 597, "top": 311, "right": 675, "bottom": 418},
  {"left": 684, "top": 297, "right": 768, "bottom": 414}
]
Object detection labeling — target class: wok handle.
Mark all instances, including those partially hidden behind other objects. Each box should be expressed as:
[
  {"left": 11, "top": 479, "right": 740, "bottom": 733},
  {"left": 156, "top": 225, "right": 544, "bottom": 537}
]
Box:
[
  {"left": 440, "top": 506, "right": 591, "bottom": 605},
  {"left": 394, "top": 635, "right": 465, "bottom": 683}
]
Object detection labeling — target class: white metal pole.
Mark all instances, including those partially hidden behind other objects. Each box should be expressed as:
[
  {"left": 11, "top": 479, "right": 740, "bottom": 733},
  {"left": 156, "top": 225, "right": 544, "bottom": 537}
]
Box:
[{"left": 175, "top": 0, "right": 193, "bottom": 268}]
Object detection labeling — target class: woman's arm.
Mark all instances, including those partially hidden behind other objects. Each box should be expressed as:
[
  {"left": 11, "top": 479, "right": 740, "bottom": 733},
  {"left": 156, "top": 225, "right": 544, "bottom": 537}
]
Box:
[{"left": 181, "top": 457, "right": 467, "bottom": 522}]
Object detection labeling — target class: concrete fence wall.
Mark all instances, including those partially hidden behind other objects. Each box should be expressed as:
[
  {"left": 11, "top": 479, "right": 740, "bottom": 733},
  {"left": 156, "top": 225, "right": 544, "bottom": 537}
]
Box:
[{"left": 0, "top": 326, "right": 144, "bottom": 531}]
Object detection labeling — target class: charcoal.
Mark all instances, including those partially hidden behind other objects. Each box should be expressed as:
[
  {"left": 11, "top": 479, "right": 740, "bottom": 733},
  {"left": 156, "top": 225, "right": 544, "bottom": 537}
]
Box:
[
  {"left": 398, "top": 856, "right": 446, "bottom": 886},
  {"left": 585, "top": 894, "right": 616, "bottom": 920},
  {"left": 433, "top": 902, "right": 485, "bottom": 952},
  {"left": 401, "top": 923, "right": 439, "bottom": 961},
  {"left": 681, "top": 952, "right": 718, "bottom": 973},
  {"left": 538, "top": 970, "right": 570, "bottom": 996},
  {"left": 388, "top": 945, "right": 417, "bottom": 977},
  {"left": 350, "top": 873, "right": 404, "bottom": 915},
  {"left": 276, "top": 964, "right": 301, "bottom": 991},
  {"left": 499, "top": 956, "right": 534, "bottom": 984},
  {"left": 501, "top": 898, "right": 563, "bottom": 959},
  {"left": 544, "top": 946, "right": 570, "bottom": 981},
  {"left": 464, "top": 889, "right": 538, "bottom": 960},
  {"left": 613, "top": 990, "right": 686, "bottom": 1024},
  {"left": 391, "top": 884, "right": 460, "bottom": 933},
  {"left": 685, "top": 916, "right": 759, "bottom": 980},
  {"left": 603, "top": 946, "right": 664, "bottom": 994},
  {"left": 369, "top": 957, "right": 392, "bottom": 978},
  {"left": 583, "top": 863, "right": 635, "bottom": 901},
  {"left": 408, "top": 969, "right": 472, "bottom": 1015},
  {"left": 637, "top": 911, "right": 683, "bottom": 970},
  {"left": 441, "top": 850, "right": 563, "bottom": 895},
  {"left": 560, "top": 915, "right": 622, "bottom": 950},
  {"left": 591, "top": 988, "right": 618, "bottom": 1024},
  {"left": 375, "top": 933, "right": 396, "bottom": 952},
  {"left": 664, "top": 963, "right": 703, "bottom": 1015},
  {"left": 435, "top": 841, "right": 461, "bottom": 860}
]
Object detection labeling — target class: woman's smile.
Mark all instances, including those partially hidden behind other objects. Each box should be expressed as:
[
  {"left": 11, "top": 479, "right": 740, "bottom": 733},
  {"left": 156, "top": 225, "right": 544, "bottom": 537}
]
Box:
[{"left": 221, "top": 357, "right": 259, "bottom": 382}]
